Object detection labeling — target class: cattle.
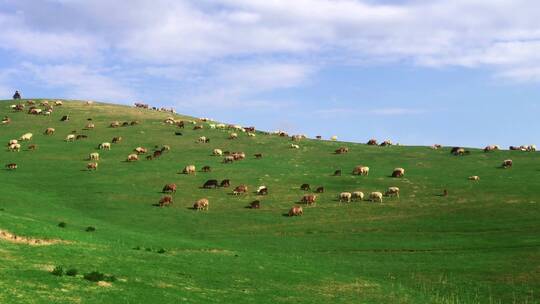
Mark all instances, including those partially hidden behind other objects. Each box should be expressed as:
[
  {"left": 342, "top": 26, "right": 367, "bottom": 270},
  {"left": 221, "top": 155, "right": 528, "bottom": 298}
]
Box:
[
  {"left": 87, "top": 162, "right": 98, "bottom": 171},
  {"left": 99, "top": 142, "right": 111, "bottom": 150},
  {"left": 19, "top": 133, "right": 33, "bottom": 141},
  {"left": 316, "top": 135, "right": 322, "bottom": 139},
  {"left": 89, "top": 152, "right": 100, "bottom": 161},
  {"left": 131, "top": 120, "right": 139, "bottom": 126},
  {"left": 335, "top": 147, "right": 349, "bottom": 154},
  {"left": 288, "top": 206, "right": 303, "bottom": 217},
  {"left": 112, "top": 136, "right": 122, "bottom": 144},
  {"left": 301, "top": 194, "right": 317, "bottom": 205},
  {"left": 146, "top": 155, "right": 153, "bottom": 160},
  {"left": 257, "top": 186, "right": 268, "bottom": 195},
  {"left": 392, "top": 168, "right": 405, "bottom": 178},
  {"left": 502, "top": 159, "right": 513, "bottom": 168},
  {"left": 290, "top": 144, "right": 300, "bottom": 149},
  {"left": 245, "top": 126, "right": 255, "bottom": 132},
  {"left": 352, "top": 191, "right": 364, "bottom": 201},
  {"left": 44, "top": 128, "right": 55, "bottom": 135},
  {"left": 233, "top": 185, "right": 248, "bottom": 195},
  {"left": 249, "top": 200, "right": 261, "bottom": 209},
  {"left": 1, "top": 116, "right": 11, "bottom": 124},
  {"left": 28, "top": 144, "right": 37, "bottom": 151},
  {"left": 213, "top": 149, "right": 223, "bottom": 156},
  {"left": 385, "top": 187, "right": 400, "bottom": 198},
  {"left": 220, "top": 179, "right": 231, "bottom": 188},
  {"left": 28, "top": 108, "right": 42, "bottom": 115},
  {"left": 86, "top": 123, "right": 95, "bottom": 129},
  {"left": 193, "top": 125, "right": 203, "bottom": 130},
  {"left": 110, "top": 121, "right": 120, "bottom": 128},
  {"left": 367, "top": 139, "right": 378, "bottom": 145},
  {"left": 55, "top": 100, "right": 63, "bottom": 106},
  {"left": 339, "top": 192, "right": 352, "bottom": 203},
  {"left": 380, "top": 140, "right": 393, "bottom": 147},
  {"left": 468, "top": 175, "right": 480, "bottom": 181},
  {"left": 8, "top": 139, "right": 18, "bottom": 146},
  {"left": 60, "top": 115, "right": 69, "bottom": 121},
  {"left": 451, "top": 147, "right": 467, "bottom": 155},
  {"left": 6, "top": 163, "right": 17, "bottom": 170},
  {"left": 229, "top": 133, "right": 238, "bottom": 139},
  {"left": 527, "top": 145, "right": 536, "bottom": 152},
  {"left": 254, "top": 153, "right": 263, "bottom": 159},
  {"left": 176, "top": 121, "right": 185, "bottom": 128},
  {"left": 127, "top": 154, "right": 139, "bottom": 162},
  {"left": 352, "top": 166, "right": 369, "bottom": 176},
  {"left": 76, "top": 135, "right": 88, "bottom": 140},
  {"left": 369, "top": 192, "right": 383, "bottom": 203},
  {"left": 315, "top": 186, "right": 324, "bottom": 193},
  {"left": 183, "top": 165, "right": 196, "bottom": 174},
  {"left": 162, "top": 183, "right": 177, "bottom": 193},
  {"left": 134, "top": 147, "right": 148, "bottom": 154},
  {"left": 300, "top": 184, "right": 311, "bottom": 191},
  {"left": 153, "top": 150, "right": 162, "bottom": 158},
  {"left": 160, "top": 145, "right": 171, "bottom": 152},
  {"left": 197, "top": 136, "right": 208, "bottom": 143},
  {"left": 159, "top": 196, "right": 173, "bottom": 207},
  {"left": 333, "top": 169, "right": 342, "bottom": 176},
  {"left": 193, "top": 198, "right": 209, "bottom": 211},
  {"left": 232, "top": 152, "right": 246, "bottom": 160},
  {"left": 430, "top": 144, "right": 442, "bottom": 150},
  {"left": 13, "top": 104, "right": 24, "bottom": 111},
  {"left": 201, "top": 166, "right": 211, "bottom": 172},
  {"left": 122, "top": 121, "right": 130, "bottom": 127},
  {"left": 8, "top": 143, "right": 20, "bottom": 152},
  {"left": 509, "top": 146, "right": 521, "bottom": 151},
  {"left": 292, "top": 135, "right": 303, "bottom": 141},
  {"left": 203, "top": 180, "right": 219, "bottom": 189},
  {"left": 65, "top": 134, "right": 76, "bottom": 142},
  {"left": 484, "top": 145, "right": 500, "bottom": 152},
  {"left": 223, "top": 156, "right": 235, "bottom": 163}
]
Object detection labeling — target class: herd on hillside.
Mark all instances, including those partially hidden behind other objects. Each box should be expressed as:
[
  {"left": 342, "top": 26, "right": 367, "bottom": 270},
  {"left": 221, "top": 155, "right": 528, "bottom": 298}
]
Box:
[{"left": 2, "top": 99, "right": 538, "bottom": 217}]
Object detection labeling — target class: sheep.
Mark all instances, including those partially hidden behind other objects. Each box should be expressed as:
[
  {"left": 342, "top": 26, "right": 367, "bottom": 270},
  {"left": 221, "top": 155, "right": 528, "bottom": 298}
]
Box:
[
  {"left": 19, "top": 133, "right": 33, "bottom": 141},
  {"left": 134, "top": 147, "right": 147, "bottom": 154},
  {"left": 385, "top": 187, "right": 400, "bottom": 198},
  {"left": 352, "top": 191, "right": 364, "bottom": 201},
  {"left": 194, "top": 198, "right": 209, "bottom": 211},
  {"left": 8, "top": 143, "right": 20, "bottom": 152},
  {"left": 183, "top": 165, "right": 196, "bottom": 174},
  {"left": 89, "top": 152, "right": 100, "bottom": 161},
  {"left": 223, "top": 156, "right": 235, "bottom": 163},
  {"left": 229, "top": 133, "right": 238, "bottom": 139},
  {"left": 468, "top": 176, "right": 480, "bottom": 181},
  {"left": 352, "top": 166, "right": 369, "bottom": 176},
  {"left": 86, "top": 123, "right": 95, "bottom": 129},
  {"left": 197, "top": 136, "right": 208, "bottom": 143},
  {"left": 44, "top": 128, "right": 55, "bottom": 135},
  {"left": 392, "top": 168, "right": 405, "bottom": 178},
  {"left": 335, "top": 147, "right": 349, "bottom": 154},
  {"left": 8, "top": 139, "right": 18, "bottom": 146},
  {"left": 87, "top": 162, "right": 98, "bottom": 170},
  {"left": 213, "top": 149, "right": 223, "bottom": 156},
  {"left": 339, "top": 192, "right": 352, "bottom": 203},
  {"left": 65, "top": 134, "right": 76, "bottom": 142},
  {"left": 127, "top": 154, "right": 139, "bottom": 162},
  {"left": 257, "top": 186, "right": 268, "bottom": 195},
  {"left": 99, "top": 142, "right": 111, "bottom": 150},
  {"left": 54, "top": 100, "right": 63, "bottom": 106},
  {"left": 369, "top": 192, "right": 383, "bottom": 203}
]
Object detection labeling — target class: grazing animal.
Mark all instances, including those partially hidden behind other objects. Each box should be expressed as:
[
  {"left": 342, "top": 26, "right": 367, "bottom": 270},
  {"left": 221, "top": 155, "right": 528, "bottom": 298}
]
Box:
[
  {"left": 315, "top": 186, "right": 324, "bottom": 193},
  {"left": 89, "top": 152, "right": 100, "bottom": 160},
  {"left": 300, "top": 184, "right": 311, "bottom": 191},
  {"left": 65, "top": 134, "right": 76, "bottom": 142},
  {"left": 130, "top": 121, "right": 139, "bottom": 126},
  {"left": 451, "top": 147, "right": 467, "bottom": 155},
  {"left": 316, "top": 135, "right": 322, "bottom": 139},
  {"left": 110, "top": 121, "right": 120, "bottom": 128},
  {"left": 468, "top": 175, "right": 480, "bottom": 181},
  {"left": 8, "top": 143, "right": 21, "bottom": 152},
  {"left": 257, "top": 186, "right": 268, "bottom": 195},
  {"left": 527, "top": 145, "right": 536, "bottom": 152},
  {"left": 162, "top": 184, "right": 177, "bottom": 193},
  {"left": 233, "top": 185, "right": 248, "bottom": 195},
  {"left": 369, "top": 192, "right": 383, "bottom": 203},
  {"left": 502, "top": 159, "right": 513, "bottom": 168},
  {"left": 213, "top": 149, "right": 223, "bottom": 156},
  {"left": 220, "top": 179, "right": 231, "bottom": 188},
  {"left": 352, "top": 166, "right": 369, "bottom": 176},
  {"left": 333, "top": 169, "right": 342, "bottom": 176},
  {"left": 28, "top": 144, "right": 37, "bottom": 151},
  {"left": 193, "top": 125, "right": 203, "bottom": 130},
  {"left": 290, "top": 144, "right": 300, "bottom": 149},
  {"left": 223, "top": 156, "right": 235, "bottom": 163},
  {"left": 153, "top": 150, "right": 162, "bottom": 158},
  {"left": 134, "top": 147, "right": 147, "bottom": 154},
  {"left": 288, "top": 206, "right": 303, "bottom": 217},
  {"left": 87, "top": 162, "right": 98, "bottom": 170},
  {"left": 385, "top": 187, "right": 400, "bottom": 198},
  {"left": 146, "top": 155, "right": 153, "bottom": 160},
  {"left": 335, "top": 147, "right": 349, "bottom": 154},
  {"left": 392, "top": 168, "right": 405, "bottom": 178},
  {"left": 229, "top": 133, "right": 238, "bottom": 139},
  {"left": 431, "top": 144, "right": 442, "bottom": 149},
  {"left": 380, "top": 140, "right": 393, "bottom": 147},
  {"left": 232, "top": 152, "right": 246, "bottom": 160},
  {"left": 112, "top": 136, "right": 122, "bottom": 143},
  {"left": 201, "top": 166, "right": 211, "bottom": 172},
  {"left": 203, "top": 180, "right": 219, "bottom": 189},
  {"left": 8, "top": 139, "right": 18, "bottom": 145},
  {"left": 127, "top": 154, "right": 139, "bottom": 161},
  {"left": 198, "top": 136, "right": 207, "bottom": 143},
  {"left": 60, "top": 115, "right": 69, "bottom": 121},
  {"left": 443, "top": 189, "right": 448, "bottom": 196},
  {"left": 76, "top": 134, "right": 88, "bottom": 140},
  {"left": 44, "top": 128, "right": 55, "bottom": 135},
  {"left": 99, "top": 142, "right": 111, "bottom": 150},
  {"left": 367, "top": 139, "right": 378, "bottom": 145},
  {"left": 247, "top": 132, "right": 256, "bottom": 137},
  {"left": 160, "top": 145, "right": 171, "bottom": 152},
  {"left": 352, "top": 191, "right": 364, "bottom": 201},
  {"left": 249, "top": 200, "right": 261, "bottom": 209},
  {"left": 254, "top": 153, "right": 263, "bottom": 159},
  {"left": 484, "top": 145, "right": 500, "bottom": 152},
  {"left": 193, "top": 198, "right": 209, "bottom": 210},
  {"left": 86, "top": 123, "right": 95, "bottom": 129},
  {"left": 302, "top": 194, "right": 317, "bottom": 205},
  {"left": 183, "top": 165, "right": 196, "bottom": 174},
  {"left": 159, "top": 196, "right": 173, "bottom": 207},
  {"left": 6, "top": 163, "right": 17, "bottom": 170},
  {"left": 339, "top": 192, "right": 352, "bottom": 203},
  {"left": 19, "top": 133, "right": 33, "bottom": 141}
]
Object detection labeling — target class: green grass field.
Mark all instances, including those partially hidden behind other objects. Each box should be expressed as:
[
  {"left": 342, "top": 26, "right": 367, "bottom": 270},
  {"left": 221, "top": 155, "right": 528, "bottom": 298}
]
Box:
[{"left": 0, "top": 100, "right": 538, "bottom": 304}]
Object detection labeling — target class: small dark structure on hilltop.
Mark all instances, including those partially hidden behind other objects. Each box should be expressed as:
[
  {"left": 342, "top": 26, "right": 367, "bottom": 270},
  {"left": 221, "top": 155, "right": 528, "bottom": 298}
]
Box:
[{"left": 13, "top": 91, "right": 21, "bottom": 100}]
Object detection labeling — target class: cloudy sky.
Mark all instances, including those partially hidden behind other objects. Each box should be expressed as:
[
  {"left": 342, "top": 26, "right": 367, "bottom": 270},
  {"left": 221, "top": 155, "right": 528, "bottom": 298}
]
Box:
[{"left": 0, "top": 0, "right": 539, "bottom": 147}]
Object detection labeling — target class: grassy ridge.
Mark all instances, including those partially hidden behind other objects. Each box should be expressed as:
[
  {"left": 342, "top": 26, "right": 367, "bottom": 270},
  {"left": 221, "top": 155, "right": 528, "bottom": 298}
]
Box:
[{"left": 0, "top": 100, "right": 539, "bottom": 303}]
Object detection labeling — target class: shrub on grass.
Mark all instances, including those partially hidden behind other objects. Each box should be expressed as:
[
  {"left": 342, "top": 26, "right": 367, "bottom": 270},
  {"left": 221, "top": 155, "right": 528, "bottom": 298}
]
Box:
[
  {"left": 85, "top": 226, "right": 96, "bottom": 232},
  {"left": 58, "top": 222, "right": 67, "bottom": 228},
  {"left": 157, "top": 248, "right": 166, "bottom": 254},
  {"left": 66, "top": 268, "right": 78, "bottom": 276},
  {"left": 84, "top": 271, "right": 116, "bottom": 282},
  {"left": 51, "top": 266, "right": 64, "bottom": 276}
]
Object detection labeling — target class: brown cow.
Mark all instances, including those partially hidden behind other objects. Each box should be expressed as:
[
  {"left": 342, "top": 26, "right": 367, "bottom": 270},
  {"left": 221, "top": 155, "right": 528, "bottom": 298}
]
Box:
[
  {"left": 288, "top": 206, "right": 303, "bottom": 217},
  {"left": 233, "top": 185, "right": 248, "bottom": 195},
  {"left": 502, "top": 159, "right": 513, "bottom": 168},
  {"left": 301, "top": 194, "right": 317, "bottom": 205},
  {"left": 367, "top": 139, "right": 378, "bottom": 145},
  {"left": 193, "top": 198, "right": 209, "bottom": 210},
  {"left": 335, "top": 147, "right": 349, "bottom": 154},
  {"left": 127, "top": 154, "right": 138, "bottom": 161},
  {"left": 159, "top": 196, "right": 173, "bottom": 207},
  {"left": 162, "top": 184, "right": 177, "bottom": 193},
  {"left": 44, "top": 128, "right": 55, "bottom": 135},
  {"left": 220, "top": 179, "right": 231, "bottom": 188},
  {"left": 392, "top": 168, "right": 405, "bottom": 178},
  {"left": 110, "top": 121, "right": 120, "bottom": 128},
  {"left": 87, "top": 162, "right": 98, "bottom": 170},
  {"left": 6, "top": 163, "right": 17, "bottom": 170},
  {"left": 315, "top": 186, "right": 324, "bottom": 193},
  {"left": 300, "top": 184, "right": 311, "bottom": 191},
  {"left": 249, "top": 200, "right": 261, "bottom": 209}
]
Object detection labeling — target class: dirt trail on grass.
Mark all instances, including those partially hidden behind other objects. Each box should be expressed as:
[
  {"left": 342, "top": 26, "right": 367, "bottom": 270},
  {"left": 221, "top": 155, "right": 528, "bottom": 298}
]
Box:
[{"left": 0, "top": 229, "right": 67, "bottom": 246}]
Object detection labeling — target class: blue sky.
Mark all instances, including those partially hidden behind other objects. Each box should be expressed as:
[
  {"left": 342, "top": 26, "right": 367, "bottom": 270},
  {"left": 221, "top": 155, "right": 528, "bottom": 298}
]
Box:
[{"left": 0, "top": 0, "right": 539, "bottom": 147}]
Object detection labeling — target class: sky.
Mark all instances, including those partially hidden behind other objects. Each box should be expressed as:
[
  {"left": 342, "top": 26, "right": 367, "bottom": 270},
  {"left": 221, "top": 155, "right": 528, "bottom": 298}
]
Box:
[{"left": 0, "top": 0, "right": 539, "bottom": 147}]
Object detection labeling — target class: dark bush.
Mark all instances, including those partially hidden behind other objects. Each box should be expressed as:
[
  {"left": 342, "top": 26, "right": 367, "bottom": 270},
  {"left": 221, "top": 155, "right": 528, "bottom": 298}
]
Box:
[
  {"left": 157, "top": 248, "right": 166, "bottom": 254},
  {"left": 66, "top": 268, "right": 78, "bottom": 276},
  {"left": 58, "top": 222, "right": 67, "bottom": 228},
  {"left": 85, "top": 226, "right": 96, "bottom": 232},
  {"left": 84, "top": 271, "right": 117, "bottom": 282},
  {"left": 51, "top": 266, "right": 64, "bottom": 276}
]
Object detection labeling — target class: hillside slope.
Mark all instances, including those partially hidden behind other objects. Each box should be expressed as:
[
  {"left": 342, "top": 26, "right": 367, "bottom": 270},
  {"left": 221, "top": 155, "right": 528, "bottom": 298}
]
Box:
[{"left": 0, "top": 100, "right": 539, "bottom": 304}]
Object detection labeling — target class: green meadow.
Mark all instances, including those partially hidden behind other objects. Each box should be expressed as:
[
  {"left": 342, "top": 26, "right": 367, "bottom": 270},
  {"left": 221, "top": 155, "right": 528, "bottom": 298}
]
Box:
[{"left": 0, "top": 100, "right": 538, "bottom": 303}]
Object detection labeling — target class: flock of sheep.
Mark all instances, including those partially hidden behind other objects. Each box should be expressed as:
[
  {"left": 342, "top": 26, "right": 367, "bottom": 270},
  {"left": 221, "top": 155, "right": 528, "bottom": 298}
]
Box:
[{"left": 3, "top": 100, "right": 537, "bottom": 217}]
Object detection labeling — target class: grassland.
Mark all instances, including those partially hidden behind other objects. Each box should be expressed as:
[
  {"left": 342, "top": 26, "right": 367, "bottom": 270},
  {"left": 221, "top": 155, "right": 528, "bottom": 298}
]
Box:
[{"left": 0, "top": 100, "right": 539, "bottom": 304}]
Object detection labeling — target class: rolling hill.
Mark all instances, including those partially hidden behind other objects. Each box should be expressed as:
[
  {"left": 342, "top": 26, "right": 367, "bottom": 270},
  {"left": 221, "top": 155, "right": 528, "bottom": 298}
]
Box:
[{"left": 0, "top": 99, "right": 539, "bottom": 304}]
